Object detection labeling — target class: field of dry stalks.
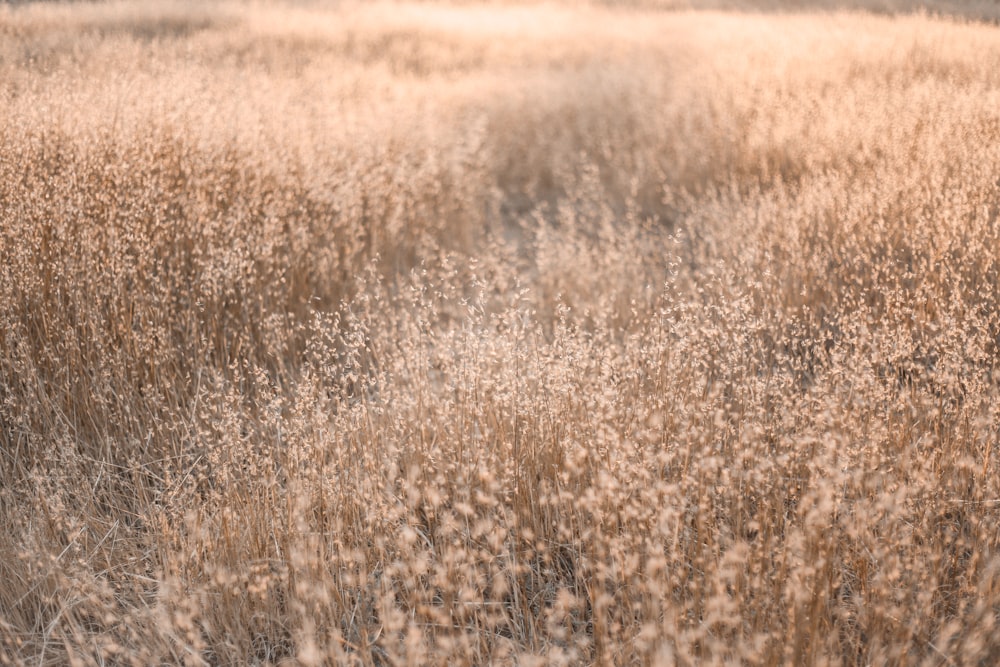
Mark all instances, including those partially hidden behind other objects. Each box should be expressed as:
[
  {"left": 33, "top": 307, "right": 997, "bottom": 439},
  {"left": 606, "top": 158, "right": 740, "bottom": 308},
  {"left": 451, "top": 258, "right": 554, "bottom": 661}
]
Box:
[{"left": 3, "top": 1, "right": 1000, "bottom": 664}]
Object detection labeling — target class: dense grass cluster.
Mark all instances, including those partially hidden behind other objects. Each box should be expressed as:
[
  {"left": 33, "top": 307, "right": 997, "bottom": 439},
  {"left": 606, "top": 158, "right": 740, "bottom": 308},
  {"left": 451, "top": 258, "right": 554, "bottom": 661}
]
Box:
[{"left": 3, "top": 1, "right": 1000, "bottom": 664}]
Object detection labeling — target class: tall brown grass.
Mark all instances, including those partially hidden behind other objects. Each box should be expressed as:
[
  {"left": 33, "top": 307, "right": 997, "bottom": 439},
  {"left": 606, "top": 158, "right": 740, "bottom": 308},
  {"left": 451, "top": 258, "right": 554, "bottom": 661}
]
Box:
[{"left": 3, "top": 1, "right": 1000, "bottom": 664}]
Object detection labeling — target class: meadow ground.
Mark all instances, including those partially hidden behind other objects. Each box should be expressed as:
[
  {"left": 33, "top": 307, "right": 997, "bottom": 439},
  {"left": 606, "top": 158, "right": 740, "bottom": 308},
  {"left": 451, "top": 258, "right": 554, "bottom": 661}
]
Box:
[{"left": 3, "top": 1, "right": 1000, "bottom": 664}]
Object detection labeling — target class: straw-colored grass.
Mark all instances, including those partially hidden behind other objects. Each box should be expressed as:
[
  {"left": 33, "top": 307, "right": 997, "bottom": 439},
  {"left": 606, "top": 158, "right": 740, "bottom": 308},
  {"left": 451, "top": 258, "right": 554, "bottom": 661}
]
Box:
[{"left": 3, "top": 1, "right": 1000, "bottom": 664}]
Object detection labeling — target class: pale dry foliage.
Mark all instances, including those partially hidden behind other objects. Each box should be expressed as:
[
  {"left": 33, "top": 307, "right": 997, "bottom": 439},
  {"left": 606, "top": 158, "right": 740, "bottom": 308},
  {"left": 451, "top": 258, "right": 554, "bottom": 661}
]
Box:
[{"left": 2, "top": 1, "right": 1000, "bottom": 665}]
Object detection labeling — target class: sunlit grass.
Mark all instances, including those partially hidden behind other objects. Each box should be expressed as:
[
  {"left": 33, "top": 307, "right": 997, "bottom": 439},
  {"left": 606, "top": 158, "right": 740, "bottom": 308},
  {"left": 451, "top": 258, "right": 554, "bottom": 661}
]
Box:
[{"left": 2, "top": 1, "right": 1000, "bottom": 665}]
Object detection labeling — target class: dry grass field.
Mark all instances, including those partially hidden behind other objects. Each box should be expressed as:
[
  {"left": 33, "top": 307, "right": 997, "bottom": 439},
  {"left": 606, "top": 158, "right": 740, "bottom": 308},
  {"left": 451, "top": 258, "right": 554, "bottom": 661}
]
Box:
[{"left": 3, "top": 0, "right": 1000, "bottom": 664}]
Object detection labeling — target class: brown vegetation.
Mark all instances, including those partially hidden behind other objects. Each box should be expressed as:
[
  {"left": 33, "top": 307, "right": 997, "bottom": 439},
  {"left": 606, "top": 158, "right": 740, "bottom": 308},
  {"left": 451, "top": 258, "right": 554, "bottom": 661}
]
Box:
[{"left": 3, "top": 1, "right": 1000, "bottom": 664}]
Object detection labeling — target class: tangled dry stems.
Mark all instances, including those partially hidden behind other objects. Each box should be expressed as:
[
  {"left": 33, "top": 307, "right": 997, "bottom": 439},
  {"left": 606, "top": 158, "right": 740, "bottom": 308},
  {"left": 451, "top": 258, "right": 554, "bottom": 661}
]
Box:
[{"left": 2, "top": 1, "right": 1000, "bottom": 665}]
